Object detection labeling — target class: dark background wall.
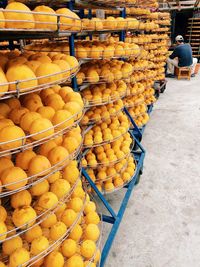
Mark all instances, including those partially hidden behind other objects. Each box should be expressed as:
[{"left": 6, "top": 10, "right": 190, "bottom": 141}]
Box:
[{"left": 171, "top": 10, "right": 193, "bottom": 43}]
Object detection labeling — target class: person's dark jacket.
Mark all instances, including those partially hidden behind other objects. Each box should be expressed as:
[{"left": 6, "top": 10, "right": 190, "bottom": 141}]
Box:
[{"left": 170, "top": 43, "right": 193, "bottom": 67}]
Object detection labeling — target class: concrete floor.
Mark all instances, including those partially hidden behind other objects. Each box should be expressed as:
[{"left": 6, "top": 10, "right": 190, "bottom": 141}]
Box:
[{"left": 105, "top": 75, "right": 200, "bottom": 267}]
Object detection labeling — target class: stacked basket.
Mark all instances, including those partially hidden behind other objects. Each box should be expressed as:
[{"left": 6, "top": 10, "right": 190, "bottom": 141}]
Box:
[{"left": 0, "top": 2, "right": 102, "bottom": 267}]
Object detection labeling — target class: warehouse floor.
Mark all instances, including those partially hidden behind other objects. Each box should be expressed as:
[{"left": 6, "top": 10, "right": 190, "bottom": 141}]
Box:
[{"left": 105, "top": 75, "right": 200, "bottom": 267}]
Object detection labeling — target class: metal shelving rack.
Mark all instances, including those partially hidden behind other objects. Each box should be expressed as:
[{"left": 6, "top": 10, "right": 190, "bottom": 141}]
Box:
[
  {"left": 187, "top": 17, "right": 200, "bottom": 58},
  {"left": 0, "top": 0, "right": 163, "bottom": 266},
  {"left": 66, "top": 2, "right": 147, "bottom": 266}
]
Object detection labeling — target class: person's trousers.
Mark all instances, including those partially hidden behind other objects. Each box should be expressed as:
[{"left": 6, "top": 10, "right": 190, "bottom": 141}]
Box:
[{"left": 167, "top": 57, "right": 198, "bottom": 75}]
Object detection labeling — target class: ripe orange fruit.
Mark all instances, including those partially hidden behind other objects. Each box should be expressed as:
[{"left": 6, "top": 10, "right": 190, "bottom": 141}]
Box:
[
  {"left": 2, "top": 236, "right": 23, "bottom": 255},
  {"left": 84, "top": 211, "right": 100, "bottom": 225},
  {"left": 61, "top": 239, "right": 77, "bottom": 258},
  {"left": 65, "top": 255, "right": 84, "bottom": 267},
  {"left": 53, "top": 60, "right": 71, "bottom": 78},
  {"left": 10, "top": 190, "right": 32, "bottom": 209},
  {"left": 6, "top": 98, "right": 22, "bottom": 112},
  {"left": 0, "top": 221, "right": 7, "bottom": 241},
  {"left": 62, "top": 136, "right": 79, "bottom": 154},
  {"left": 44, "top": 93, "right": 65, "bottom": 111},
  {"left": 49, "top": 221, "right": 67, "bottom": 241},
  {"left": 15, "top": 150, "right": 36, "bottom": 170},
  {"left": 80, "top": 240, "right": 96, "bottom": 259},
  {"left": 9, "top": 107, "right": 29, "bottom": 125},
  {"left": 61, "top": 209, "right": 77, "bottom": 227},
  {"left": 24, "top": 98, "right": 43, "bottom": 112},
  {"left": 44, "top": 251, "right": 64, "bottom": 267},
  {"left": 30, "top": 236, "right": 49, "bottom": 255},
  {"left": 12, "top": 205, "right": 37, "bottom": 229},
  {"left": 0, "top": 70, "right": 9, "bottom": 97},
  {"left": 84, "top": 224, "right": 100, "bottom": 241},
  {"left": 52, "top": 110, "right": 74, "bottom": 130},
  {"left": 0, "top": 157, "right": 14, "bottom": 175},
  {"left": 0, "top": 205, "right": 7, "bottom": 222},
  {"left": 37, "top": 191, "right": 58, "bottom": 210},
  {"left": 6, "top": 65, "right": 38, "bottom": 92},
  {"left": 50, "top": 178, "right": 71, "bottom": 199},
  {"left": 69, "top": 224, "right": 83, "bottom": 241},
  {"left": 30, "top": 180, "right": 50, "bottom": 196},
  {"left": 39, "top": 140, "right": 57, "bottom": 157},
  {"left": 40, "top": 213, "right": 57, "bottom": 228},
  {"left": 25, "top": 60, "right": 41, "bottom": 73},
  {"left": 63, "top": 164, "right": 79, "bottom": 184},
  {"left": 0, "top": 103, "right": 11, "bottom": 118},
  {"left": 24, "top": 225, "right": 42, "bottom": 243},
  {"left": 1, "top": 166, "right": 27, "bottom": 191},
  {"left": 9, "top": 248, "right": 30, "bottom": 267},
  {"left": 35, "top": 63, "right": 62, "bottom": 85},
  {"left": 0, "top": 125, "right": 25, "bottom": 151},
  {"left": 29, "top": 118, "right": 54, "bottom": 141},
  {"left": 47, "top": 145, "right": 69, "bottom": 167},
  {"left": 37, "top": 106, "right": 55, "bottom": 121},
  {"left": 47, "top": 171, "right": 61, "bottom": 183},
  {"left": 34, "top": 6, "right": 57, "bottom": 30},
  {"left": 28, "top": 155, "right": 51, "bottom": 177},
  {"left": 4, "top": 2, "right": 35, "bottom": 28}
]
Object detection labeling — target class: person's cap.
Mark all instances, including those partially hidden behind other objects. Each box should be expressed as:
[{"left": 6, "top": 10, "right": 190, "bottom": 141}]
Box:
[{"left": 175, "top": 35, "right": 184, "bottom": 42}]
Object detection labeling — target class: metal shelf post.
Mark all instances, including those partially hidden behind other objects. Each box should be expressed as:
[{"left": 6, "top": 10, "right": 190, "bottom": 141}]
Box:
[
  {"left": 119, "top": 7, "right": 126, "bottom": 42},
  {"left": 68, "top": 0, "right": 78, "bottom": 91}
]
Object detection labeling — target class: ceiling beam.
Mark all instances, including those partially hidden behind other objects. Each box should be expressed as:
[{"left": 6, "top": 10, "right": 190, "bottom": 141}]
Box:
[
  {"left": 160, "top": 5, "right": 195, "bottom": 9},
  {"left": 194, "top": 0, "right": 200, "bottom": 7}
]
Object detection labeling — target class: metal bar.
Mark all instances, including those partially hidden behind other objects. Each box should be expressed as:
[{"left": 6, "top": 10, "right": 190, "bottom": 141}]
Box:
[
  {"left": 100, "top": 151, "right": 145, "bottom": 267},
  {"left": 0, "top": 0, "right": 7, "bottom": 8},
  {"left": 79, "top": 9, "right": 85, "bottom": 18},
  {"left": 129, "top": 130, "right": 146, "bottom": 154},
  {"left": 148, "top": 104, "right": 154, "bottom": 114},
  {"left": 69, "top": 34, "right": 78, "bottom": 91},
  {"left": 8, "top": 40, "right": 15, "bottom": 50},
  {"left": 123, "top": 107, "right": 142, "bottom": 140},
  {"left": 67, "top": 0, "right": 74, "bottom": 10},
  {"left": 102, "top": 215, "right": 115, "bottom": 224},
  {"left": 119, "top": 8, "right": 126, "bottom": 42},
  {"left": 82, "top": 168, "right": 117, "bottom": 219}
]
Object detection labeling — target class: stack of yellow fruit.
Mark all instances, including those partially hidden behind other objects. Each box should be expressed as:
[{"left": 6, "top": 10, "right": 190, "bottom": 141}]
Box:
[
  {"left": 0, "top": 85, "right": 84, "bottom": 154},
  {"left": 77, "top": 60, "right": 133, "bottom": 85},
  {"left": 81, "top": 81, "right": 127, "bottom": 107},
  {"left": 0, "top": 2, "right": 81, "bottom": 31},
  {"left": 84, "top": 113, "right": 129, "bottom": 147},
  {"left": 82, "top": 16, "right": 140, "bottom": 31},
  {"left": 82, "top": 132, "right": 132, "bottom": 168},
  {"left": 129, "top": 59, "right": 149, "bottom": 71},
  {"left": 81, "top": 99, "right": 124, "bottom": 125},
  {"left": 128, "top": 69, "right": 157, "bottom": 84},
  {"left": 143, "top": 88, "right": 157, "bottom": 105},
  {"left": 26, "top": 40, "right": 140, "bottom": 60},
  {"left": 0, "top": 168, "right": 101, "bottom": 266},
  {"left": 124, "top": 94, "right": 145, "bottom": 108},
  {"left": 0, "top": 50, "right": 79, "bottom": 97},
  {"left": 123, "top": 75, "right": 155, "bottom": 128},
  {"left": 0, "top": 126, "right": 82, "bottom": 193},
  {"left": 127, "top": 82, "right": 145, "bottom": 95},
  {"left": 87, "top": 155, "right": 136, "bottom": 193}
]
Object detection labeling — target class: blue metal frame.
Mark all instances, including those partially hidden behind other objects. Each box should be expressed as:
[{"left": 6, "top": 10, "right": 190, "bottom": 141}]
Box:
[
  {"left": 0, "top": 0, "right": 7, "bottom": 8},
  {"left": 119, "top": 8, "right": 126, "bottom": 42},
  {"left": 68, "top": 0, "right": 78, "bottom": 91}
]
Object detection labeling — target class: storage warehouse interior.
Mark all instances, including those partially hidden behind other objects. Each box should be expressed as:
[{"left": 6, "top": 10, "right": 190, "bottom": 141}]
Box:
[{"left": 0, "top": 0, "right": 199, "bottom": 266}]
